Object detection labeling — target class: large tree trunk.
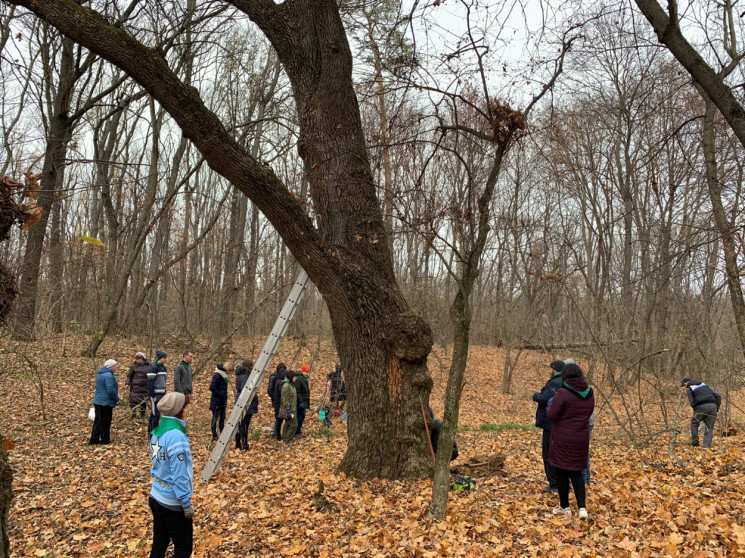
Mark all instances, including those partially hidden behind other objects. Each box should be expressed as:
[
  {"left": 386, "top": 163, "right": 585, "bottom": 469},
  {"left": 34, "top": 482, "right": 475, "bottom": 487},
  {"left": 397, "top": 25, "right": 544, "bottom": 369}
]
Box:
[
  {"left": 0, "top": 437, "right": 11, "bottom": 558},
  {"left": 12, "top": 0, "right": 435, "bottom": 479},
  {"left": 13, "top": 34, "right": 75, "bottom": 339}
]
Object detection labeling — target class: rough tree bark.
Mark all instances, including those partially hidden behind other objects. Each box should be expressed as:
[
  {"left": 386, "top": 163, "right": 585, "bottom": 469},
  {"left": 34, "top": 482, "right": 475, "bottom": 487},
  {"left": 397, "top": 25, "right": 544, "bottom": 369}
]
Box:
[{"left": 9, "top": 0, "right": 434, "bottom": 478}]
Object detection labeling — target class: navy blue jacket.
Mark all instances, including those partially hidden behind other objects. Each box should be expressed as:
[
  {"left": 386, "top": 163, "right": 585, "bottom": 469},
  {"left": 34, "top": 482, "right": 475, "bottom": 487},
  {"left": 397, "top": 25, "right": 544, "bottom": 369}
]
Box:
[
  {"left": 209, "top": 369, "right": 229, "bottom": 411},
  {"left": 533, "top": 372, "right": 563, "bottom": 430},
  {"left": 235, "top": 365, "right": 258, "bottom": 414}
]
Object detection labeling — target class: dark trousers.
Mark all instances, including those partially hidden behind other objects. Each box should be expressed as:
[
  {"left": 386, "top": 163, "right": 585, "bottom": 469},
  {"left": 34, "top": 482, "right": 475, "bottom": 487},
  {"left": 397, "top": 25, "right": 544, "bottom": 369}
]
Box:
[
  {"left": 149, "top": 395, "right": 163, "bottom": 433},
  {"left": 211, "top": 407, "right": 226, "bottom": 439},
  {"left": 148, "top": 497, "right": 193, "bottom": 558},
  {"left": 556, "top": 468, "right": 586, "bottom": 509},
  {"left": 235, "top": 413, "right": 253, "bottom": 448},
  {"left": 296, "top": 407, "right": 307, "bottom": 436},
  {"left": 542, "top": 429, "right": 557, "bottom": 488},
  {"left": 90, "top": 405, "right": 113, "bottom": 444},
  {"left": 691, "top": 403, "right": 717, "bottom": 447},
  {"left": 273, "top": 414, "right": 284, "bottom": 439}
]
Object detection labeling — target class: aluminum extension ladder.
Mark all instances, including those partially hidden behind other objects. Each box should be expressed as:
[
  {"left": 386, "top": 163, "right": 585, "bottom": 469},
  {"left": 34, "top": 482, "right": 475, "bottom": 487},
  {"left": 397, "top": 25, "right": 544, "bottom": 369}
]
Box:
[{"left": 200, "top": 269, "right": 310, "bottom": 482}]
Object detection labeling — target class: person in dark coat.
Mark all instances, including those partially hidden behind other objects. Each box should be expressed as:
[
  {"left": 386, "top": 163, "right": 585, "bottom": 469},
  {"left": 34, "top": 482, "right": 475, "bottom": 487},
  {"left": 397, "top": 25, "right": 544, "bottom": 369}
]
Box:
[
  {"left": 533, "top": 360, "right": 565, "bottom": 493},
  {"left": 546, "top": 363, "right": 594, "bottom": 519},
  {"left": 234, "top": 359, "right": 258, "bottom": 450},
  {"left": 295, "top": 364, "right": 311, "bottom": 438},
  {"left": 267, "top": 363, "right": 287, "bottom": 440},
  {"left": 126, "top": 352, "right": 150, "bottom": 419},
  {"left": 428, "top": 408, "right": 459, "bottom": 461},
  {"left": 681, "top": 378, "right": 721, "bottom": 448},
  {"left": 89, "top": 359, "right": 120, "bottom": 445},
  {"left": 148, "top": 350, "right": 168, "bottom": 433},
  {"left": 209, "top": 363, "right": 229, "bottom": 441}
]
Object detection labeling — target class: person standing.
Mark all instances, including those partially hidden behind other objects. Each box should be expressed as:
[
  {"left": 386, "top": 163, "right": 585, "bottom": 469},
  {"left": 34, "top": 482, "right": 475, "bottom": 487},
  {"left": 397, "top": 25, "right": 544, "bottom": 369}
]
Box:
[
  {"left": 267, "top": 363, "right": 287, "bottom": 440},
  {"left": 148, "top": 350, "right": 168, "bottom": 433},
  {"left": 546, "top": 363, "right": 595, "bottom": 520},
  {"left": 209, "top": 363, "right": 229, "bottom": 442},
  {"left": 173, "top": 351, "right": 195, "bottom": 398},
  {"left": 280, "top": 370, "right": 298, "bottom": 443},
  {"left": 295, "top": 364, "right": 311, "bottom": 438},
  {"left": 234, "top": 359, "right": 258, "bottom": 450},
  {"left": 681, "top": 378, "right": 721, "bottom": 448},
  {"left": 89, "top": 359, "right": 120, "bottom": 445},
  {"left": 532, "top": 360, "right": 564, "bottom": 493},
  {"left": 126, "top": 352, "right": 150, "bottom": 419},
  {"left": 148, "top": 392, "right": 194, "bottom": 558}
]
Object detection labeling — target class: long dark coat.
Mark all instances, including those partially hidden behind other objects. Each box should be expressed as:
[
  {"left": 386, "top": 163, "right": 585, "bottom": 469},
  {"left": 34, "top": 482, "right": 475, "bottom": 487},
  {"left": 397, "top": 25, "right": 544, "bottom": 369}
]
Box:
[{"left": 546, "top": 377, "right": 595, "bottom": 471}]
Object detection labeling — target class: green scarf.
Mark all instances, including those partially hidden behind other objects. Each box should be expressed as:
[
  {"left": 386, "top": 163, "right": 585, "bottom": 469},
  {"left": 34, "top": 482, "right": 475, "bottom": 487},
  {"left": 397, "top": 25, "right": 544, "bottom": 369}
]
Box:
[{"left": 151, "top": 416, "right": 186, "bottom": 437}]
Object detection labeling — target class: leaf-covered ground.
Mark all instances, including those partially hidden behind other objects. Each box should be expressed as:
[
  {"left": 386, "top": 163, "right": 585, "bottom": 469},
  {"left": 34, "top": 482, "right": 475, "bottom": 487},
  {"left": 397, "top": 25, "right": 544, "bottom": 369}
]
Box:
[{"left": 1, "top": 337, "right": 744, "bottom": 557}]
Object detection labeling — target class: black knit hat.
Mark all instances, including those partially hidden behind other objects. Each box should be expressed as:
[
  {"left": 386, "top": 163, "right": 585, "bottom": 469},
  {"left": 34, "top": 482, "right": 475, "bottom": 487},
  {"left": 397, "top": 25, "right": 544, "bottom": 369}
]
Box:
[
  {"left": 549, "top": 360, "right": 564, "bottom": 372},
  {"left": 155, "top": 349, "right": 167, "bottom": 361},
  {"left": 680, "top": 377, "right": 692, "bottom": 386}
]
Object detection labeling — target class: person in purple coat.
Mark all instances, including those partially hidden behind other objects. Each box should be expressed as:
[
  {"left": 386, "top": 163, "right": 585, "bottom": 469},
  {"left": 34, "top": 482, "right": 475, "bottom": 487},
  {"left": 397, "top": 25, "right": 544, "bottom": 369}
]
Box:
[{"left": 546, "top": 363, "right": 595, "bottom": 520}]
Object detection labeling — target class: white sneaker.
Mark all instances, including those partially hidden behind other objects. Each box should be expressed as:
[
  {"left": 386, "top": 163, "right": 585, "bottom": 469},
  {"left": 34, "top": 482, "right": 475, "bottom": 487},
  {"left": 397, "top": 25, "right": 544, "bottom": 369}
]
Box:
[
  {"left": 552, "top": 506, "right": 571, "bottom": 516},
  {"left": 579, "top": 508, "right": 589, "bottom": 520}
]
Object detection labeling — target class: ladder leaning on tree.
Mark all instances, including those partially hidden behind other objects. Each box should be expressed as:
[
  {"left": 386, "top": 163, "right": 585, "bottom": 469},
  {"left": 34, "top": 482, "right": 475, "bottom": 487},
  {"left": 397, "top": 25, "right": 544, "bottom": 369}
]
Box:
[{"left": 200, "top": 269, "right": 310, "bottom": 482}]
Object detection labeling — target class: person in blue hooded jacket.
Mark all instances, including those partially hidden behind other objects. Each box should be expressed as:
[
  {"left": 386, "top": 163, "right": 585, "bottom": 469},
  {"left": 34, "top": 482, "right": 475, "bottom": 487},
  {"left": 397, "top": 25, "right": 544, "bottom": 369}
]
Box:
[
  {"left": 532, "top": 360, "right": 564, "bottom": 492},
  {"left": 89, "top": 359, "right": 120, "bottom": 445},
  {"left": 149, "top": 392, "right": 194, "bottom": 558}
]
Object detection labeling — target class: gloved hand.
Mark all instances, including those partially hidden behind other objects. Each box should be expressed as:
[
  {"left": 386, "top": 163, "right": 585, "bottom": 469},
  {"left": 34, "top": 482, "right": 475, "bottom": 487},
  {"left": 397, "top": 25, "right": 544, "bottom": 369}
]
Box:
[{"left": 183, "top": 505, "right": 195, "bottom": 519}]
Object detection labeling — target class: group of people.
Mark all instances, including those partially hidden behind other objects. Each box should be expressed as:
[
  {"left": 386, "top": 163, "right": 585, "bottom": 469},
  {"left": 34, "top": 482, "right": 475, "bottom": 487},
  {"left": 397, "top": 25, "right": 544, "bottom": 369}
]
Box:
[
  {"left": 533, "top": 359, "right": 723, "bottom": 520},
  {"left": 266, "top": 362, "right": 312, "bottom": 443},
  {"left": 87, "top": 350, "right": 724, "bottom": 556}
]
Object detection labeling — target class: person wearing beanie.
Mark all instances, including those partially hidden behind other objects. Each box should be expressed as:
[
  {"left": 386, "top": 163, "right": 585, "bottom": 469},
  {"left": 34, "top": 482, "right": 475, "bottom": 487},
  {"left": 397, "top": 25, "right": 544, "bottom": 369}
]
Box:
[
  {"left": 234, "top": 359, "right": 258, "bottom": 450},
  {"left": 267, "top": 362, "right": 287, "bottom": 440},
  {"left": 209, "top": 363, "right": 230, "bottom": 442},
  {"left": 89, "top": 359, "right": 120, "bottom": 445},
  {"left": 280, "top": 370, "right": 298, "bottom": 443},
  {"left": 681, "top": 378, "right": 722, "bottom": 448},
  {"left": 546, "top": 363, "right": 594, "bottom": 520},
  {"left": 126, "top": 351, "right": 150, "bottom": 419},
  {"left": 173, "top": 350, "right": 195, "bottom": 397},
  {"left": 294, "top": 364, "right": 311, "bottom": 438},
  {"left": 148, "top": 350, "right": 169, "bottom": 433},
  {"left": 532, "top": 359, "right": 565, "bottom": 492},
  {"left": 148, "top": 392, "right": 194, "bottom": 557}
]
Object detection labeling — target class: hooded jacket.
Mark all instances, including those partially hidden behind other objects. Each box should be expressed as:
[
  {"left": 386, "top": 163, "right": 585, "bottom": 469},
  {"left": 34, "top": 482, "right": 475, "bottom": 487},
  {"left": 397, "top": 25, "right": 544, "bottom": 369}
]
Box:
[
  {"left": 546, "top": 377, "right": 595, "bottom": 470},
  {"left": 209, "top": 368, "right": 229, "bottom": 410},
  {"left": 93, "top": 366, "right": 120, "bottom": 407}
]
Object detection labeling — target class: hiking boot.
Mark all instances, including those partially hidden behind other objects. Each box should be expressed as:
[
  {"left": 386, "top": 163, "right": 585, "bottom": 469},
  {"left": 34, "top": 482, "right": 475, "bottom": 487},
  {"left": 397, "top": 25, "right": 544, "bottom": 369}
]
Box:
[
  {"left": 690, "top": 441, "right": 699, "bottom": 447},
  {"left": 542, "top": 486, "right": 558, "bottom": 493},
  {"left": 552, "top": 506, "right": 571, "bottom": 516},
  {"left": 579, "top": 508, "right": 589, "bottom": 520},
  {"left": 242, "top": 444, "right": 250, "bottom": 451}
]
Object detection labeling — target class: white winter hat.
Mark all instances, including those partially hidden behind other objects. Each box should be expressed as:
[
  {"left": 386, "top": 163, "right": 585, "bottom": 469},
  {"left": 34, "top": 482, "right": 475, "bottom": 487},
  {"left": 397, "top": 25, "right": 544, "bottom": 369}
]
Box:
[{"left": 104, "top": 359, "right": 118, "bottom": 368}]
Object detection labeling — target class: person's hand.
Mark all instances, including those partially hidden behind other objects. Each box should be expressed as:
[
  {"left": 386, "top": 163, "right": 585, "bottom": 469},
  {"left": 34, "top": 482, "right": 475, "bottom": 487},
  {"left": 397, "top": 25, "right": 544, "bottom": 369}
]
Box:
[{"left": 183, "top": 505, "right": 195, "bottom": 519}]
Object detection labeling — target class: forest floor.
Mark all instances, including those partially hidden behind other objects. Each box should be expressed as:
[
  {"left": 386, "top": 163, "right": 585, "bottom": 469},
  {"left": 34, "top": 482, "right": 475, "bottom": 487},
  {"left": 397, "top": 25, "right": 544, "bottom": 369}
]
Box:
[{"left": 1, "top": 335, "right": 744, "bottom": 557}]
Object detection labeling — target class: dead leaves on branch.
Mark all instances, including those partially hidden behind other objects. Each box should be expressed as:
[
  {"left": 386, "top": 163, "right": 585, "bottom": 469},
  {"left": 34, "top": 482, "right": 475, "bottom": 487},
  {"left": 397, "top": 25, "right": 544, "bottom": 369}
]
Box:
[{"left": 1, "top": 172, "right": 43, "bottom": 231}]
